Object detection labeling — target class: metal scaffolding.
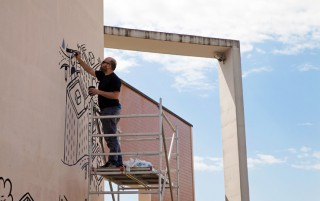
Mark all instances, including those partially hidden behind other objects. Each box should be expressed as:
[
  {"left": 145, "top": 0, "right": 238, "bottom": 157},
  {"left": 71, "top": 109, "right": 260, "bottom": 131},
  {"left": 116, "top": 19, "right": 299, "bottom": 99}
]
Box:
[{"left": 87, "top": 98, "right": 180, "bottom": 201}]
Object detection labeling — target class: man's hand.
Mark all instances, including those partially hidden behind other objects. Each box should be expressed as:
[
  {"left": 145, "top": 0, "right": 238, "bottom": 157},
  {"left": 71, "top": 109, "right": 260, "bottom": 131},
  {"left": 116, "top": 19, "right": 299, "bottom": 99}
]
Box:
[
  {"left": 74, "top": 51, "right": 80, "bottom": 60},
  {"left": 88, "top": 87, "right": 119, "bottom": 99},
  {"left": 74, "top": 51, "right": 96, "bottom": 77},
  {"left": 88, "top": 87, "right": 99, "bottom": 96}
]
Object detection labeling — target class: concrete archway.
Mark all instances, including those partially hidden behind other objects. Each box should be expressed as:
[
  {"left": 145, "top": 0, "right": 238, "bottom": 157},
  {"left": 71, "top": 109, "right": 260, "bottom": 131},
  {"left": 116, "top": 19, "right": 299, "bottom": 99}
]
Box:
[{"left": 103, "top": 26, "right": 250, "bottom": 201}]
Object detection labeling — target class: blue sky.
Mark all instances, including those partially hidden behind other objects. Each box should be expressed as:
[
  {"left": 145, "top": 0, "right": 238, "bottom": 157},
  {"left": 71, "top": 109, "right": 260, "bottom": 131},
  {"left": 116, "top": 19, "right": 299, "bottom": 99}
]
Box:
[{"left": 103, "top": 0, "right": 320, "bottom": 200}]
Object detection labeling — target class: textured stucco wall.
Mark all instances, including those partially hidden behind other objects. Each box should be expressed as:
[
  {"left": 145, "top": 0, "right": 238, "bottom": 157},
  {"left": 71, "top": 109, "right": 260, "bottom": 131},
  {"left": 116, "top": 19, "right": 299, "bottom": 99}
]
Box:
[{"left": 0, "top": 0, "right": 104, "bottom": 201}]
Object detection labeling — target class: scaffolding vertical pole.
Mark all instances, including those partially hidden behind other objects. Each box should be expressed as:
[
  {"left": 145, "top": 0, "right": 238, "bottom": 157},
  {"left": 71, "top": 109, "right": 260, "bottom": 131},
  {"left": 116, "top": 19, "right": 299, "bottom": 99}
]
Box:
[
  {"left": 87, "top": 101, "right": 94, "bottom": 201},
  {"left": 161, "top": 126, "right": 174, "bottom": 201},
  {"left": 117, "top": 184, "right": 119, "bottom": 201},
  {"left": 109, "top": 181, "right": 116, "bottom": 201},
  {"left": 158, "top": 98, "right": 163, "bottom": 201},
  {"left": 176, "top": 126, "right": 180, "bottom": 201},
  {"left": 160, "top": 130, "right": 175, "bottom": 201}
]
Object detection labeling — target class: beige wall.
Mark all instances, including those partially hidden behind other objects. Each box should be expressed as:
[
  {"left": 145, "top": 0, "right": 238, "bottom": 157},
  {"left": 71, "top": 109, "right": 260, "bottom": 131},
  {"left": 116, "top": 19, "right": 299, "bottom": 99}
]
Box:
[{"left": 0, "top": 0, "right": 104, "bottom": 200}]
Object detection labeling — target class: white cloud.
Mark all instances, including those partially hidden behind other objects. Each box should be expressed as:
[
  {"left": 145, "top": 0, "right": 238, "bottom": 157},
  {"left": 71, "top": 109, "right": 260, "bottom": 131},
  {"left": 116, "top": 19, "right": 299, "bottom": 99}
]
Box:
[
  {"left": 298, "top": 122, "right": 313, "bottom": 126},
  {"left": 256, "top": 48, "right": 266, "bottom": 54},
  {"left": 104, "top": 0, "right": 320, "bottom": 54},
  {"left": 288, "top": 148, "right": 297, "bottom": 154},
  {"left": 103, "top": 0, "right": 319, "bottom": 92},
  {"left": 258, "top": 154, "right": 286, "bottom": 164},
  {"left": 104, "top": 49, "right": 140, "bottom": 73},
  {"left": 196, "top": 149, "right": 320, "bottom": 172},
  {"left": 242, "top": 67, "right": 273, "bottom": 78},
  {"left": 313, "top": 152, "right": 320, "bottom": 159},
  {"left": 291, "top": 163, "right": 320, "bottom": 170},
  {"left": 194, "top": 156, "right": 223, "bottom": 172},
  {"left": 140, "top": 54, "right": 217, "bottom": 92},
  {"left": 297, "top": 153, "right": 310, "bottom": 159},
  {"left": 247, "top": 154, "right": 285, "bottom": 168},
  {"left": 273, "top": 33, "right": 320, "bottom": 55},
  {"left": 288, "top": 147, "right": 320, "bottom": 171},
  {"left": 296, "top": 64, "right": 320, "bottom": 72},
  {"left": 106, "top": 49, "right": 218, "bottom": 92},
  {"left": 300, "top": 146, "right": 312, "bottom": 153},
  {"left": 164, "top": 58, "right": 217, "bottom": 92},
  {"left": 296, "top": 146, "right": 311, "bottom": 158}
]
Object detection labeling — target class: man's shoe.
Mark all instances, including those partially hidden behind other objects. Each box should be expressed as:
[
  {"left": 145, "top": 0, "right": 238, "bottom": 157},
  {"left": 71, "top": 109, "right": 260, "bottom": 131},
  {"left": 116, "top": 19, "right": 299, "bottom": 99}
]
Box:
[{"left": 99, "top": 161, "right": 116, "bottom": 168}]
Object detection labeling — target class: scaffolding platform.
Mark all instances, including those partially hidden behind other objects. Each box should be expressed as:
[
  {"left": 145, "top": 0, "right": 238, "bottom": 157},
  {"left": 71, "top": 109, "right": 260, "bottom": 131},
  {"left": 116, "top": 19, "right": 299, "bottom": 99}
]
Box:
[{"left": 92, "top": 166, "right": 167, "bottom": 187}]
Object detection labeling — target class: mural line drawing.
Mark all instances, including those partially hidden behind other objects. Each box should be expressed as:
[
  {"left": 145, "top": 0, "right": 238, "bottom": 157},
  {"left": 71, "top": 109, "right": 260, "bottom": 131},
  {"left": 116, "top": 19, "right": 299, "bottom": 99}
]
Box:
[
  {"left": 59, "top": 195, "right": 68, "bottom": 201},
  {"left": 0, "top": 177, "right": 35, "bottom": 201},
  {"left": 0, "top": 177, "right": 13, "bottom": 201},
  {"left": 59, "top": 39, "right": 104, "bottom": 196},
  {"left": 19, "top": 193, "right": 34, "bottom": 201}
]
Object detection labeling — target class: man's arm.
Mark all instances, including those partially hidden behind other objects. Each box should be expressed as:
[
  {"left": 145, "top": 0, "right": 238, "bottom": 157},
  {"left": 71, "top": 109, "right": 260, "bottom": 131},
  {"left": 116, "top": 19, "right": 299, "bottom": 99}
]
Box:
[
  {"left": 74, "top": 53, "right": 96, "bottom": 77},
  {"left": 98, "top": 91, "right": 120, "bottom": 99},
  {"left": 88, "top": 87, "right": 119, "bottom": 99}
]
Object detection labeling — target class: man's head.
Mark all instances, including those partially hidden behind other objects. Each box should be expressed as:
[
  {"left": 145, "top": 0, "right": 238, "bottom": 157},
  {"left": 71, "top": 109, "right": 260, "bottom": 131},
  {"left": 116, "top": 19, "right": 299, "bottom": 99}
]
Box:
[{"left": 101, "top": 57, "right": 117, "bottom": 72}]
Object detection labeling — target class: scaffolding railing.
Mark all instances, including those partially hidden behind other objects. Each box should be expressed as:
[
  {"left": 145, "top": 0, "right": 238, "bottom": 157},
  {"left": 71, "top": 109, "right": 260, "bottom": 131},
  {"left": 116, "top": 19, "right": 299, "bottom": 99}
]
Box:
[{"left": 87, "top": 98, "right": 180, "bottom": 201}]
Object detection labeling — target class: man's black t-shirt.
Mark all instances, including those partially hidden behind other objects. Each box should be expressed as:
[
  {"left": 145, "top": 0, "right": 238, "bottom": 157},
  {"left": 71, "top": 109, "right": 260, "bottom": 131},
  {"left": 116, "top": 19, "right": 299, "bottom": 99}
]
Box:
[{"left": 95, "top": 71, "right": 121, "bottom": 109}]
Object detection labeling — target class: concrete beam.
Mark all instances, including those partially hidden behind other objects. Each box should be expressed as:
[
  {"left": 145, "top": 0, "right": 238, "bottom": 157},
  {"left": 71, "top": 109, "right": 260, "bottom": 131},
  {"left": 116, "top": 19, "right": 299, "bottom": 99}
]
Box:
[{"left": 104, "top": 26, "right": 239, "bottom": 58}]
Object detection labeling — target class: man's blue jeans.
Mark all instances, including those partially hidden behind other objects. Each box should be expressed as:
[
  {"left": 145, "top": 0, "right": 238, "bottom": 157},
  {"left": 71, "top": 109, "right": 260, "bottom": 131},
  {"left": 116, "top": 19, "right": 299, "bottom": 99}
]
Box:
[{"left": 101, "top": 106, "right": 122, "bottom": 166}]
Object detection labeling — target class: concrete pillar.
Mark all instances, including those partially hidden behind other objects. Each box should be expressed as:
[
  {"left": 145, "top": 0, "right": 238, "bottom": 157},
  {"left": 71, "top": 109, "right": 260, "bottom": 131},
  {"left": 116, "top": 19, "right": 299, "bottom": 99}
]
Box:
[{"left": 217, "top": 47, "right": 250, "bottom": 201}]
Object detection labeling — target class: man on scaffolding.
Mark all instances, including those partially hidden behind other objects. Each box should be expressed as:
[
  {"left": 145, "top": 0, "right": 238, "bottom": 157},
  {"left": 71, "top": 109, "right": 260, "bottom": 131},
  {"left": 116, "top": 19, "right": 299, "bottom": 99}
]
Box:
[{"left": 75, "top": 52, "right": 123, "bottom": 168}]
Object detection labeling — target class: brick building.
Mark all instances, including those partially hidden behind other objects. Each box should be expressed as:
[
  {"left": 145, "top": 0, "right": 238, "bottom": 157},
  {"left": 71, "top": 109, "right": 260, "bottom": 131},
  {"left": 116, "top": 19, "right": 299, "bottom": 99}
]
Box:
[{"left": 117, "top": 81, "right": 195, "bottom": 201}]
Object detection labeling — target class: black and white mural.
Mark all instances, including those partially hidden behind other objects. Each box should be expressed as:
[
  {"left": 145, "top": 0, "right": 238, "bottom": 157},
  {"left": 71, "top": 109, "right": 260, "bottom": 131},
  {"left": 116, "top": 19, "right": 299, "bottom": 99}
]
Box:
[
  {"left": 1, "top": 40, "right": 105, "bottom": 201},
  {"left": 58, "top": 39, "right": 104, "bottom": 196}
]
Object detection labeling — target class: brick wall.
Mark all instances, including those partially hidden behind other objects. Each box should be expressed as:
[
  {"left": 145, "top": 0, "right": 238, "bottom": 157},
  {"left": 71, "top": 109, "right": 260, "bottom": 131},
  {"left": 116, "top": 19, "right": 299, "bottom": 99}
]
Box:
[
  {"left": 117, "top": 82, "right": 195, "bottom": 201},
  {"left": 115, "top": 82, "right": 194, "bottom": 201}
]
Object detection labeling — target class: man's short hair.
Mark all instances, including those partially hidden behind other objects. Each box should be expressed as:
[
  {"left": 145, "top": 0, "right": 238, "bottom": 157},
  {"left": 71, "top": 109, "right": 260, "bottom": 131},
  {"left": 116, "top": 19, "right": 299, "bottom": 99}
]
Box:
[{"left": 109, "top": 58, "right": 117, "bottom": 70}]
